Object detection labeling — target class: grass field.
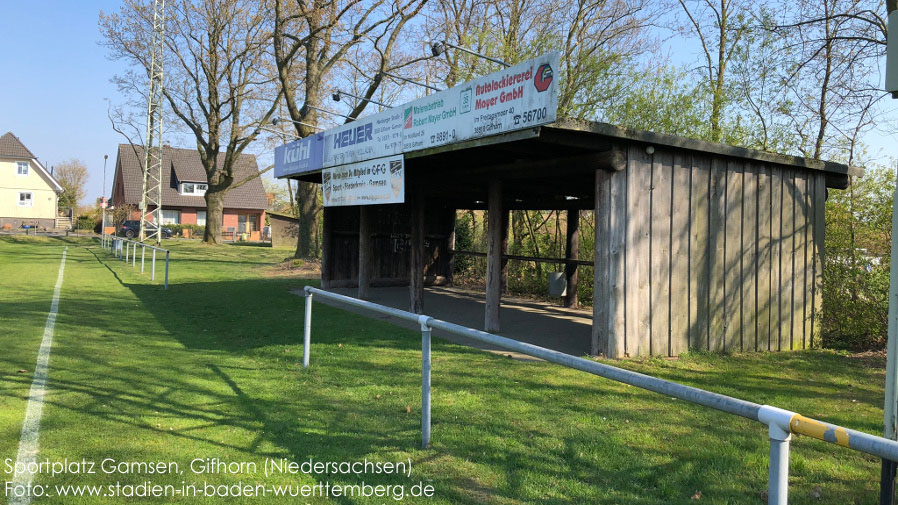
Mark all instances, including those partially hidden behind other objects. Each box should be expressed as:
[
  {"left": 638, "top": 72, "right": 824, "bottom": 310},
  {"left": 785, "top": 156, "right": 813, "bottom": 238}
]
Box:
[{"left": 0, "top": 235, "right": 890, "bottom": 504}]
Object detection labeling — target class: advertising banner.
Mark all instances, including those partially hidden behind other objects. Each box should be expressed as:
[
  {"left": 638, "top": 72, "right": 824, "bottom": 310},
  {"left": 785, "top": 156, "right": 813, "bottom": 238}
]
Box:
[
  {"left": 273, "top": 133, "right": 325, "bottom": 178},
  {"left": 322, "top": 154, "right": 405, "bottom": 207},
  {"left": 322, "top": 108, "right": 404, "bottom": 168},
  {"left": 276, "top": 51, "right": 559, "bottom": 184},
  {"left": 400, "top": 51, "right": 559, "bottom": 152}
]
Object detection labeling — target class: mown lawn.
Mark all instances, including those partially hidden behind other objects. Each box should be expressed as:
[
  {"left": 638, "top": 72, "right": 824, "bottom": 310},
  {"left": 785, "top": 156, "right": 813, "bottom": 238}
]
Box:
[{"left": 0, "top": 235, "right": 889, "bottom": 504}]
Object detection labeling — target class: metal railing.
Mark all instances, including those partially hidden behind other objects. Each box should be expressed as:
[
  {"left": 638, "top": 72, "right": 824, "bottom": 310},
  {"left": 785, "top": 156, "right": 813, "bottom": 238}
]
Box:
[
  {"left": 301, "top": 285, "right": 898, "bottom": 505},
  {"left": 101, "top": 234, "right": 170, "bottom": 290}
]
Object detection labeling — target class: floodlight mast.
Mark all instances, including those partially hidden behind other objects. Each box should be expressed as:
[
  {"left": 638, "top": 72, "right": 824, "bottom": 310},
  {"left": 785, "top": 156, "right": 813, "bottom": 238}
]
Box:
[
  {"left": 255, "top": 125, "right": 301, "bottom": 140},
  {"left": 381, "top": 71, "right": 441, "bottom": 92},
  {"left": 300, "top": 105, "right": 355, "bottom": 120},
  {"left": 332, "top": 90, "right": 390, "bottom": 108},
  {"left": 272, "top": 117, "right": 321, "bottom": 130},
  {"left": 138, "top": 0, "right": 166, "bottom": 245},
  {"left": 430, "top": 41, "right": 510, "bottom": 68}
]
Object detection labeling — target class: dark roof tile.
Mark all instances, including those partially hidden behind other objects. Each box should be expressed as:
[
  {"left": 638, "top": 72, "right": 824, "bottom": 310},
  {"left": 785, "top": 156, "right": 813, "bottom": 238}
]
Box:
[
  {"left": 0, "top": 132, "right": 37, "bottom": 159},
  {"left": 115, "top": 144, "right": 268, "bottom": 210}
]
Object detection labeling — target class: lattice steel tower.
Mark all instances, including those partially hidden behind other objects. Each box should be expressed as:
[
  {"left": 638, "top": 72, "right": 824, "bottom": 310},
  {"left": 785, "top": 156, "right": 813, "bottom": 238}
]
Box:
[{"left": 139, "top": 0, "right": 165, "bottom": 244}]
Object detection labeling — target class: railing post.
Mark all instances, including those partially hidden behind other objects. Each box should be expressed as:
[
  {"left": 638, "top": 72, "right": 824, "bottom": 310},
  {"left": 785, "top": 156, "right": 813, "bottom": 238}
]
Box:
[
  {"left": 164, "top": 251, "right": 169, "bottom": 290},
  {"left": 768, "top": 428, "right": 791, "bottom": 505},
  {"left": 152, "top": 248, "right": 156, "bottom": 281},
  {"left": 141, "top": 245, "right": 145, "bottom": 273},
  {"left": 760, "top": 406, "right": 793, "bottom": 505},
  {"left": 420, "top": 315, "right": 432, "bottom": 449},
  {"left": 125, "top": 241, "right": 129, "bottom": 262},
  {"left": 303, "top": 289, "right": 313, "bottom": 368},
  {"left": 132, "top": 243, "right": 137, "bottom": 267}
]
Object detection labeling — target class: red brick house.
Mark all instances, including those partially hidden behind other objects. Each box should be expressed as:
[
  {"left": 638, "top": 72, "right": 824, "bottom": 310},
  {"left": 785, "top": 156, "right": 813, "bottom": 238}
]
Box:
[{"left": 111, "top": 144, "right": 267, "bottom": 240}]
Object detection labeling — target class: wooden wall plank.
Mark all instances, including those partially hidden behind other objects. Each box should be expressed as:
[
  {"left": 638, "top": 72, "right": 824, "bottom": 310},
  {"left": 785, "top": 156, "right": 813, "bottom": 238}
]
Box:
[
  {"left": 708, "top": 158, "right": 727, "bottom": 351},
  {"left": 724, "top": 160, "right": 744, "bottom": 351},
  {"left": 812, "top": 173, "right": 826, "bottom": 348},
  {"left": 793, "top": 172, "right": 809, "bottom": 349},
  {"left": 791, "top": 172, "right": 807, "bottom": 349},
  {"left": 670, "top": 153, "right": 691, "bottom": 356},
  {"left": 802, "top": 173, "right": 814, "bottom": 348},
  {"left": 651, "top": 152, "right": 673, "bottom": 356},
  {"left": 593, "top": 169, "right": 611, "bottom": 356},
  {"left": 741, "top": 163, "right": 758, "bottom": 351},
  {"left": 771, "top": 170, "right": 783, "bottom": 351},
  {"left": 689, "top": 155, "right": 711, "bottom": 351},
  {"left": 781, "top": 169, "right": 795, "bottom": 350},
  {"left": 626, "top": 144, "right": 652, "bottom": 356},
  {"left": 608, "top": 169, "right": 628, "bottom": 357},
  {"left": 756, "top": 164, "right": 772, "bottom": 351}
]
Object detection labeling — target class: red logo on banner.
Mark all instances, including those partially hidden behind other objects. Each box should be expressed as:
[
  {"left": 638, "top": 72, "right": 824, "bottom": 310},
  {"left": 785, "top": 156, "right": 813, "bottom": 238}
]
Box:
[{"left": 534, "top": 64, "right": 553, "bottom": 92}]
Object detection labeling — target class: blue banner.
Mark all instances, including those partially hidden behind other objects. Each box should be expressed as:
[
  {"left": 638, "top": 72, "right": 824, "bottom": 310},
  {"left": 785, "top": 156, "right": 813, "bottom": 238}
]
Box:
[{"left": 273, "top": 133, "right": 324, "bottom": 178}]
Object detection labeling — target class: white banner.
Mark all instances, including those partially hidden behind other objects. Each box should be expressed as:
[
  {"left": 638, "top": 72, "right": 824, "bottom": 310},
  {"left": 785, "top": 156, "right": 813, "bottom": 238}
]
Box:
[
  {"left": 322, "top": 108, "right": 403, "bottom": 168},
  {"left": 401, "top": 51, "right": 559, "bottom": 152},
  {"left": 317, "top": 51, "right": 559, "bottom": 170},
  {"left": 322, "top": 155, "right": 405, "bottom": 207}
]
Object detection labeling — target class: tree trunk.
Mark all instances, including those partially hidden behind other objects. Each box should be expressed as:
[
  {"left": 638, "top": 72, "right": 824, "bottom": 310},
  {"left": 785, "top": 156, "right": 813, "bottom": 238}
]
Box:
[
  {"left": 294, "top": 181, "right": 320, "bottom": 258},
  {"left": 203, "top": 189, "right": 225, "bottom": 244}
]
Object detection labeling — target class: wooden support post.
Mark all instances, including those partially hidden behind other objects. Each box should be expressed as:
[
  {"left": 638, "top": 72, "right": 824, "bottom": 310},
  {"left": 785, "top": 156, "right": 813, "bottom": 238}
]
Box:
[
  {"left": 358, "top": 206, "right": 372, "bottom": 300},
  {"left": 446, "top": 208, "right": 457, "bottom": 285},
  {"left": 410, "top": 185, "right": 425, "bottom": 314},
  {"left": 320, "top": 207, "right": 334, "bottom": 289},
  {"left": 500, "top": 208, "right": 509, "bottom": 294},
  {"left": 565, "top": 209, "right": 580, "bottom": 308},
  {"left": 486, "top": 180, "right": 503, "bottom": 332}
]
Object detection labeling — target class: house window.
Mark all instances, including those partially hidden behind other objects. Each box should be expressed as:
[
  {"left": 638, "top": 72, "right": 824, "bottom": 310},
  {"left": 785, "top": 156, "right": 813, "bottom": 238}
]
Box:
[
  {"left": 18, "top": 192, "right": 33, "bottom": 206},
  {"left": 17, "top": 162, "right": 29, "bottom": 176},
  {"left": 180, "top": 183, "right": 208, "bottom": 196},
  {"left": 161, "top": 209, "right": 181, "bottom": 225},
  {"left": 238, "top": 214, "right": 260, "bottom": 233},
  {"left": 196, "top": 210, "right": 207, "bottom": 226}
]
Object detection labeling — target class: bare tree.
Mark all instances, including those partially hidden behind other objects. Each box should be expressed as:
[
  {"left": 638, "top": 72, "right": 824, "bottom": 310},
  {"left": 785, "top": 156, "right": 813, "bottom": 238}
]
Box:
[
  {"left": 272, "top": 0, "right": 428, "bottom": 258},
  {"left": 425, "top": 0, "right": 653, "bottom": 118},
  {"left": 774, "top": 0, "right": 888, "bottom": 160},
  {"left": 675, "top": 0, "right": 751, "bottom": 143},
  {"left": 101, "top": 0, "right": 281, "bottom": 244},
  {"left": 55, "top": 159, "right": 89, "bottom": 210}
]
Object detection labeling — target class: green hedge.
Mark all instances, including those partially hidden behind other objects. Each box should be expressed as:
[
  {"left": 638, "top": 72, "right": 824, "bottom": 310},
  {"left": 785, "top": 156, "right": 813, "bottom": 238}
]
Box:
[
  {"left": 76, "top": 215, "right": 96, "bottom": 230},
  {"left": 166, "top": 224, "right": 206, "bottom": 237}
]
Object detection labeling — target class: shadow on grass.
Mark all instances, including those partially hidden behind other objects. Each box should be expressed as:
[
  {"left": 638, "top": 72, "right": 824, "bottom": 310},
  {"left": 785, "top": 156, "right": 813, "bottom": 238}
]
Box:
[
  {"left": 37, "top": 242, "right": 882, "bottom": 504},
  {"left": 227, "top": 242, "right": 272, "bottom": 248}
]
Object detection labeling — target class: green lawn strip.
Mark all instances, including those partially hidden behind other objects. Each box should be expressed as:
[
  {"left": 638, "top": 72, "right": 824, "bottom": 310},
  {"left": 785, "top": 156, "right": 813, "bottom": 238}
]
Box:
[
  {"left": 2, "top": 237, "right": 887, "bottom": 504},
  {"left": 0, "top": 236, "right": 70, "bottom": 464}
]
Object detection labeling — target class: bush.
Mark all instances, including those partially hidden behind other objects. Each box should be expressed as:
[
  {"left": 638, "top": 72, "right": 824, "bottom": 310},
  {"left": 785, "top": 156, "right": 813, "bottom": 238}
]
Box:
[
  {"left": 821, "top": 166, "right": 894, "bottom": 350},
  {"left": 166, "top": 224, "right": 205, "bottom": 238},
  {"left": 76, "top": 215, "right": 96, "bottom": 230}
]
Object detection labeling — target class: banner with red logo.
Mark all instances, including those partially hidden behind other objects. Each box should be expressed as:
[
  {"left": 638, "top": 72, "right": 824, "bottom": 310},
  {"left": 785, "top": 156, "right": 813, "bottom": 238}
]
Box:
[
  {"left": 399, "top": 51, "right": 559, "bottom": 153},
  {"left": 278, "top": 52, "right": 559, "bottom": 184}
]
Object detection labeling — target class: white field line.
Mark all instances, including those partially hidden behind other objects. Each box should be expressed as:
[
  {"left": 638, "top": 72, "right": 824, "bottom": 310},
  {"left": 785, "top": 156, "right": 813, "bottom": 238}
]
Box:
[{"left": 9, "top": 246, "right": 67, "bottom": 505}]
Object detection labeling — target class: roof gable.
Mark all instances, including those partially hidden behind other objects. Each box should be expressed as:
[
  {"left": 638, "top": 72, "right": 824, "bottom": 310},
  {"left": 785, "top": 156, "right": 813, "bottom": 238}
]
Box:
[
  {"left": 0, "top": 132, "right": 36, "bottom": 159},
  {"left": 1, "top": 132, "right": 63, "bottom": 192},
  {"left": 113, "top": 144, "right": 268, "bottom": 210}
]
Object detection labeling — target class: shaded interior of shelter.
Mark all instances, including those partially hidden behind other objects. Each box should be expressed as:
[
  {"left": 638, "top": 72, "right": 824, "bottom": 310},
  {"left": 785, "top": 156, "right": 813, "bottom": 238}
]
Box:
[
  {"left": 323, "top": 285, "right": 594, "bottom": 357},
  {"left": 291, "top": 119, "right": 854, "bottom": 358}
]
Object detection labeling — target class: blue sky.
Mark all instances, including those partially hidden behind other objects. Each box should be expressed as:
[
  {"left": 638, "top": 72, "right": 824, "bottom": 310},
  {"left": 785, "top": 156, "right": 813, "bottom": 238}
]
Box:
[
  {"left": 0, "top": 2, "right": 130, "bottom": 203},
  {"left": 1, "top": 3, "right": 895, "bottom": 206}
]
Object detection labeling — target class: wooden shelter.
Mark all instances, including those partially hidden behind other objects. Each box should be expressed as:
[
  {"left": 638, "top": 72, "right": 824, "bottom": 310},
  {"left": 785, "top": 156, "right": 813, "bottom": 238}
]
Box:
[{"left": 291, "top": 118, "right": 857, "bottom": 358}]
